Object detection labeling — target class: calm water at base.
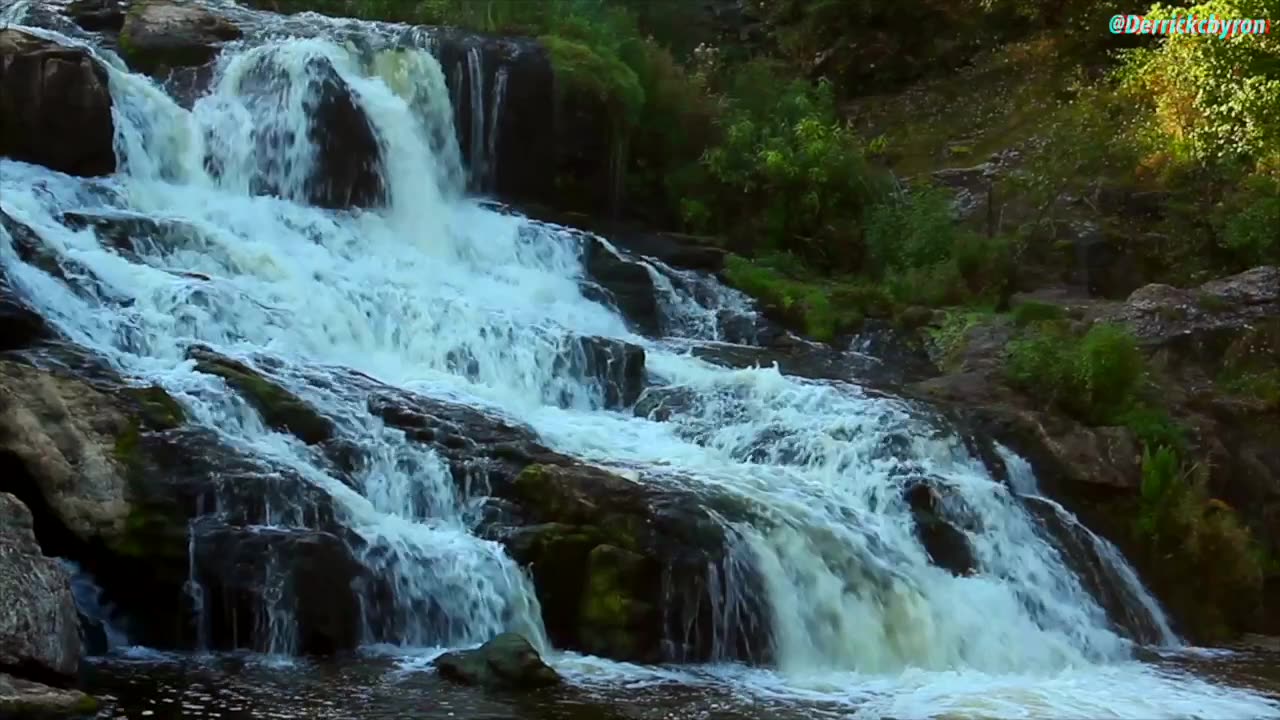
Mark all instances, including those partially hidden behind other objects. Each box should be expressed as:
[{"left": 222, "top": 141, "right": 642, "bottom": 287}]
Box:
[{"left": 84, "top": 647, "right": 1280, "bottom": 720}]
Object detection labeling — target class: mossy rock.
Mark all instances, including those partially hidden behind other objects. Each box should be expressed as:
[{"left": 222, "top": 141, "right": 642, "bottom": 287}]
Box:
[
  {"left": 190, "top": 348, "right": 334, "bottom": 445},
  {"left": 119, "top": 385, "right": 186, "bottom": 430},
  {"left": 578, "top": 544, "right": 654, "bottom": 660}
]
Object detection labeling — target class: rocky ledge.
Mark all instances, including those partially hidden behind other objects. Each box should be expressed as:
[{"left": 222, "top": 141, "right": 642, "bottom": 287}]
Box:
[
  {"left": 909, "top": 266, "right": 1280, "bottom": 642},
  {"left": 0, "top": 493, "right": 97, "bottom": 718}
]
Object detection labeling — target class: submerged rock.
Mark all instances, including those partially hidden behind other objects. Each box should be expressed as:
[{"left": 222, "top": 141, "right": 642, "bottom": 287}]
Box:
[
  {"left": 433, "top": 633, "right": 561, "bottom": 690},
  {"left": 118, "top": 0, "right": 242, "bottom": 75},
  {"left": 565, "top": 336, "right": 646, "bottom": 409},
  {"left": 0, "top": 494, "right": 81, "bottom": 682},
  {"left": 904, "top": 481, "right": 977, "bottom": 577},
  {"left": 0, "top": 30, "right": 115, "bottom": 177}
]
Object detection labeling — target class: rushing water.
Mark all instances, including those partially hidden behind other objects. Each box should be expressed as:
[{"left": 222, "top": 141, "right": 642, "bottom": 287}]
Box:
[{"left": 2, "top": 2, "right": 1280, "bottom": 717}]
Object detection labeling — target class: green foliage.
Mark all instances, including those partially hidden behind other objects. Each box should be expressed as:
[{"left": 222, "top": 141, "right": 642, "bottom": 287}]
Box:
[
  {"left": 542, "top": 35, "right": 644, "bottom": 126},
  {"left": 866, "top": 186, "right": 956, "bottom": 272},
  {"left": 1117, "top": 0, "right": 1280, "bottom": 169},
  {"left": 1134, "top": 445, "right": 1266, "bottom": 639},
  {"left": 687, "top": 62, "right": 885, "bottom": 268},
  {"left": 721, "top": 255, "right": 870, "bottom": 341},
  {"left": 1118, "top": 404, "right": 1188, "bottom": 455},
  {"left": 1221, "top": 173, "right": 1280, "bottom": 265},
  {"left": 1006, "top": 322, "right": 1146, "bottom": 424},
  {"left": 1011, "top": 301, "right": 1066, "bottom": 327},
  {"left": 928, "top": 309, "right": 994, "bottom": 370}
]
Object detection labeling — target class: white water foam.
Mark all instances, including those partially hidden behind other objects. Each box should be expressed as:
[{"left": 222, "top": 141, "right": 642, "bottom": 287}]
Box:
[{"left": 0, "top": 9, "right": 1276, "bottom": 718}]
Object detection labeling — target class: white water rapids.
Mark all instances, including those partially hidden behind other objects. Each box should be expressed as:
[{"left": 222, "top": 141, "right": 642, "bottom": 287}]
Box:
[{"left": 1, "top": 4, "right": 1278, "bottom": 718}]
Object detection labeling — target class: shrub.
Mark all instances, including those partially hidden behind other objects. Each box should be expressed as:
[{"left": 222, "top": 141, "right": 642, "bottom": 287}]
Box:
[
  {"left": 1221, "top": 173, "right": 1280, "bottom": 266},
  {"left": 542, "top": 35, "right": 644, "bottom": 127},
  {"left": 1006, "top": 322, "right": 1146, "bottom": 424}
]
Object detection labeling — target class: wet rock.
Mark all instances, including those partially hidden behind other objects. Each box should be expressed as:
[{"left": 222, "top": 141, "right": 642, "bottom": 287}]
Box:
[
  {"left": 562, "top": 336, "right": 646, "bottom": 409},
  {"left": 0, "top": 494, "right": 80, "bottom": 681},
  {"left": 633, "top": 386, "right": 699, "bottom": 422},
  {"left": 434, "top": 633, "right": 561, "bottom": 690},
  {"left": 0, "top": 673, "right": 98, "bottom": 720},
  {"left": 581, "top": 238, "right": 660, "bottom": 337},
  {"left": 903, "top": 481, "right": 977, "bottom": 577},
  {"left": 66, "top": 0, "right": 128, "bottom": 32},
  {"left": 118, "top": 0, "right": 242, "bottom": 75},
  {"left": 193, "top": 524, "right": 364, "bottom": 655},
  {"left": 0, "top": 30, "right": 115, "bottom": 176},
  {"left": 234, "top": 51, "right": 386, "bottom": 210},
  {"left": 500, "top": 464, "right": 772, "bottom": 664},
  {"left": 60, "top": 211, "right": 203, "bottom": 258},
  {"left": 189, "top": 347, "right": 335, "bottom": 445},
  {"left": 0, "top": 268, "right": 51, "bottom": 353}
]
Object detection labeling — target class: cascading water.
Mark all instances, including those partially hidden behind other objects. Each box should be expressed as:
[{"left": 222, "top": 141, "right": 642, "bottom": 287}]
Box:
[{"left": 2, "top": 2, "right": 1279, "bottom": 717}]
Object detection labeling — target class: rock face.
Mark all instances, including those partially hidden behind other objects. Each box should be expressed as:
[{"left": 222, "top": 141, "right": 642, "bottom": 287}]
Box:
[
  {"left": 434, "top": 633, "right": 560, "bottom": 690},
  {"left": 910, "top": 267, "right": 1280, "bottom": 642},
  {"left": 564, "top": 336, "right": 646, "bottom": 409},
  {"left": 232, "top": 51, "right": 386, "bottom": 210},
  {"left": 118, "top": 0, "right": 242, "bottom": 75},
  {"left": 0, "top": 30, "right": 115, "bottom": 177},
  {"left": 0, "top": 494, "right": 80, "bottom": 681}
]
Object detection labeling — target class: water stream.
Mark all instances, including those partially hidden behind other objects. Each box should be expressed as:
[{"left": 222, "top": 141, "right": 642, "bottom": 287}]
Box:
[{"left": 2, "top": 2, "right": 1279, "bottom": 717}]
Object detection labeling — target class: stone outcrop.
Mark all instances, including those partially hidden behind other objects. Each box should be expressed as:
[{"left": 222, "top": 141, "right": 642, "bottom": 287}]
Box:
[
  {"left": 0, "top": 674, "right": 98, "bottom": 720},
  {"left": 66, "top": 0, "right": 128, "bottom": 32},
  {"left": 0, "top": 30, "right": 115, "bottom": 177},
  {"left": 908, "top": 267, "right": 1280, "bottom": 642},
  {"left": 0, "top": 494, "right": 80, "bottom": 682},
  {"left": 118, "top": 0, "right": 242, "bottom": 75},
  {"left": 434, "top": 633, "right": 560, "bottom": 690}
]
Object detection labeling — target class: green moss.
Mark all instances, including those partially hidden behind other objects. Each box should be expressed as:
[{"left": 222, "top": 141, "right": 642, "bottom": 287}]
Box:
[
  {"left": 112, "top": 420, "right": 142, "bottom": 468},
  {"left": 579, "top": 544, "right": 648, "bottom": 659},
  {"left": 194, "top": 357, "right": 333, "bottom": 445},
  {"left": 120, "top": 385, "right": 185, "bottom": 430}
]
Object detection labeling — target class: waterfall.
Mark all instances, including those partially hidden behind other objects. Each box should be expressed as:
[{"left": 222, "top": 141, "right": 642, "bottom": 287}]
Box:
[{"left": 2, "top": 4, "right": 1279, "bottom": 717}]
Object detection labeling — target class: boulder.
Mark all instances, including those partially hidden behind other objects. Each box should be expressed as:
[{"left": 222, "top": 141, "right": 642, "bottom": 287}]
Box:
[
  {"left": 0, "top": 494, "right": 80, "bottom": 681},
  {"left": 118, "top": 0, "right": 242, "bottom": 75},
  {"left": 903, "top": 481, "right": 978, "bottom": 577},
  {"left": 0, "top": 30, "right": 115, "bottom": 176},
  {"left": 497, "top": 463, "right": 772, "bottom": 664},
  {"left": 231, "top": 50, "right": 386, "bottom": 210},
  {"left": 434, "top": 633, "right": 560, "bottom": 690},
  {"left": 0, "top": 673, "right": 98, "bottom": 720},
  {"left": 581, "top": 238, "right": 660, "bottom": 336},
  {"left": 562, "top": 336, "right": 646, "bottom": 409},
  {"left": 66, "top": 0, "right": 128, "bottom": 32},
  {"left": 188, "top": 347, "right": 335, "bottom": 445}
]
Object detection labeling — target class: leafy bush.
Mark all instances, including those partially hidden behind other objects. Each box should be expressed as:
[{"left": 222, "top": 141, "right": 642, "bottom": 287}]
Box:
[
  {"left": 542, "top": 35, "right": 644, "bottom": 126},
  {"left": 688, "top": 62, "right": 886, "bottom": 268},
  {"left": 1221, "top": 173, "right": 1280, "bottom": 266},
  {"left": 1006, "top": 322, "right": 1146, "bottom": 424},
  {"left": 1117, "top": 0, "right": 1280, "bottom": 169}
]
